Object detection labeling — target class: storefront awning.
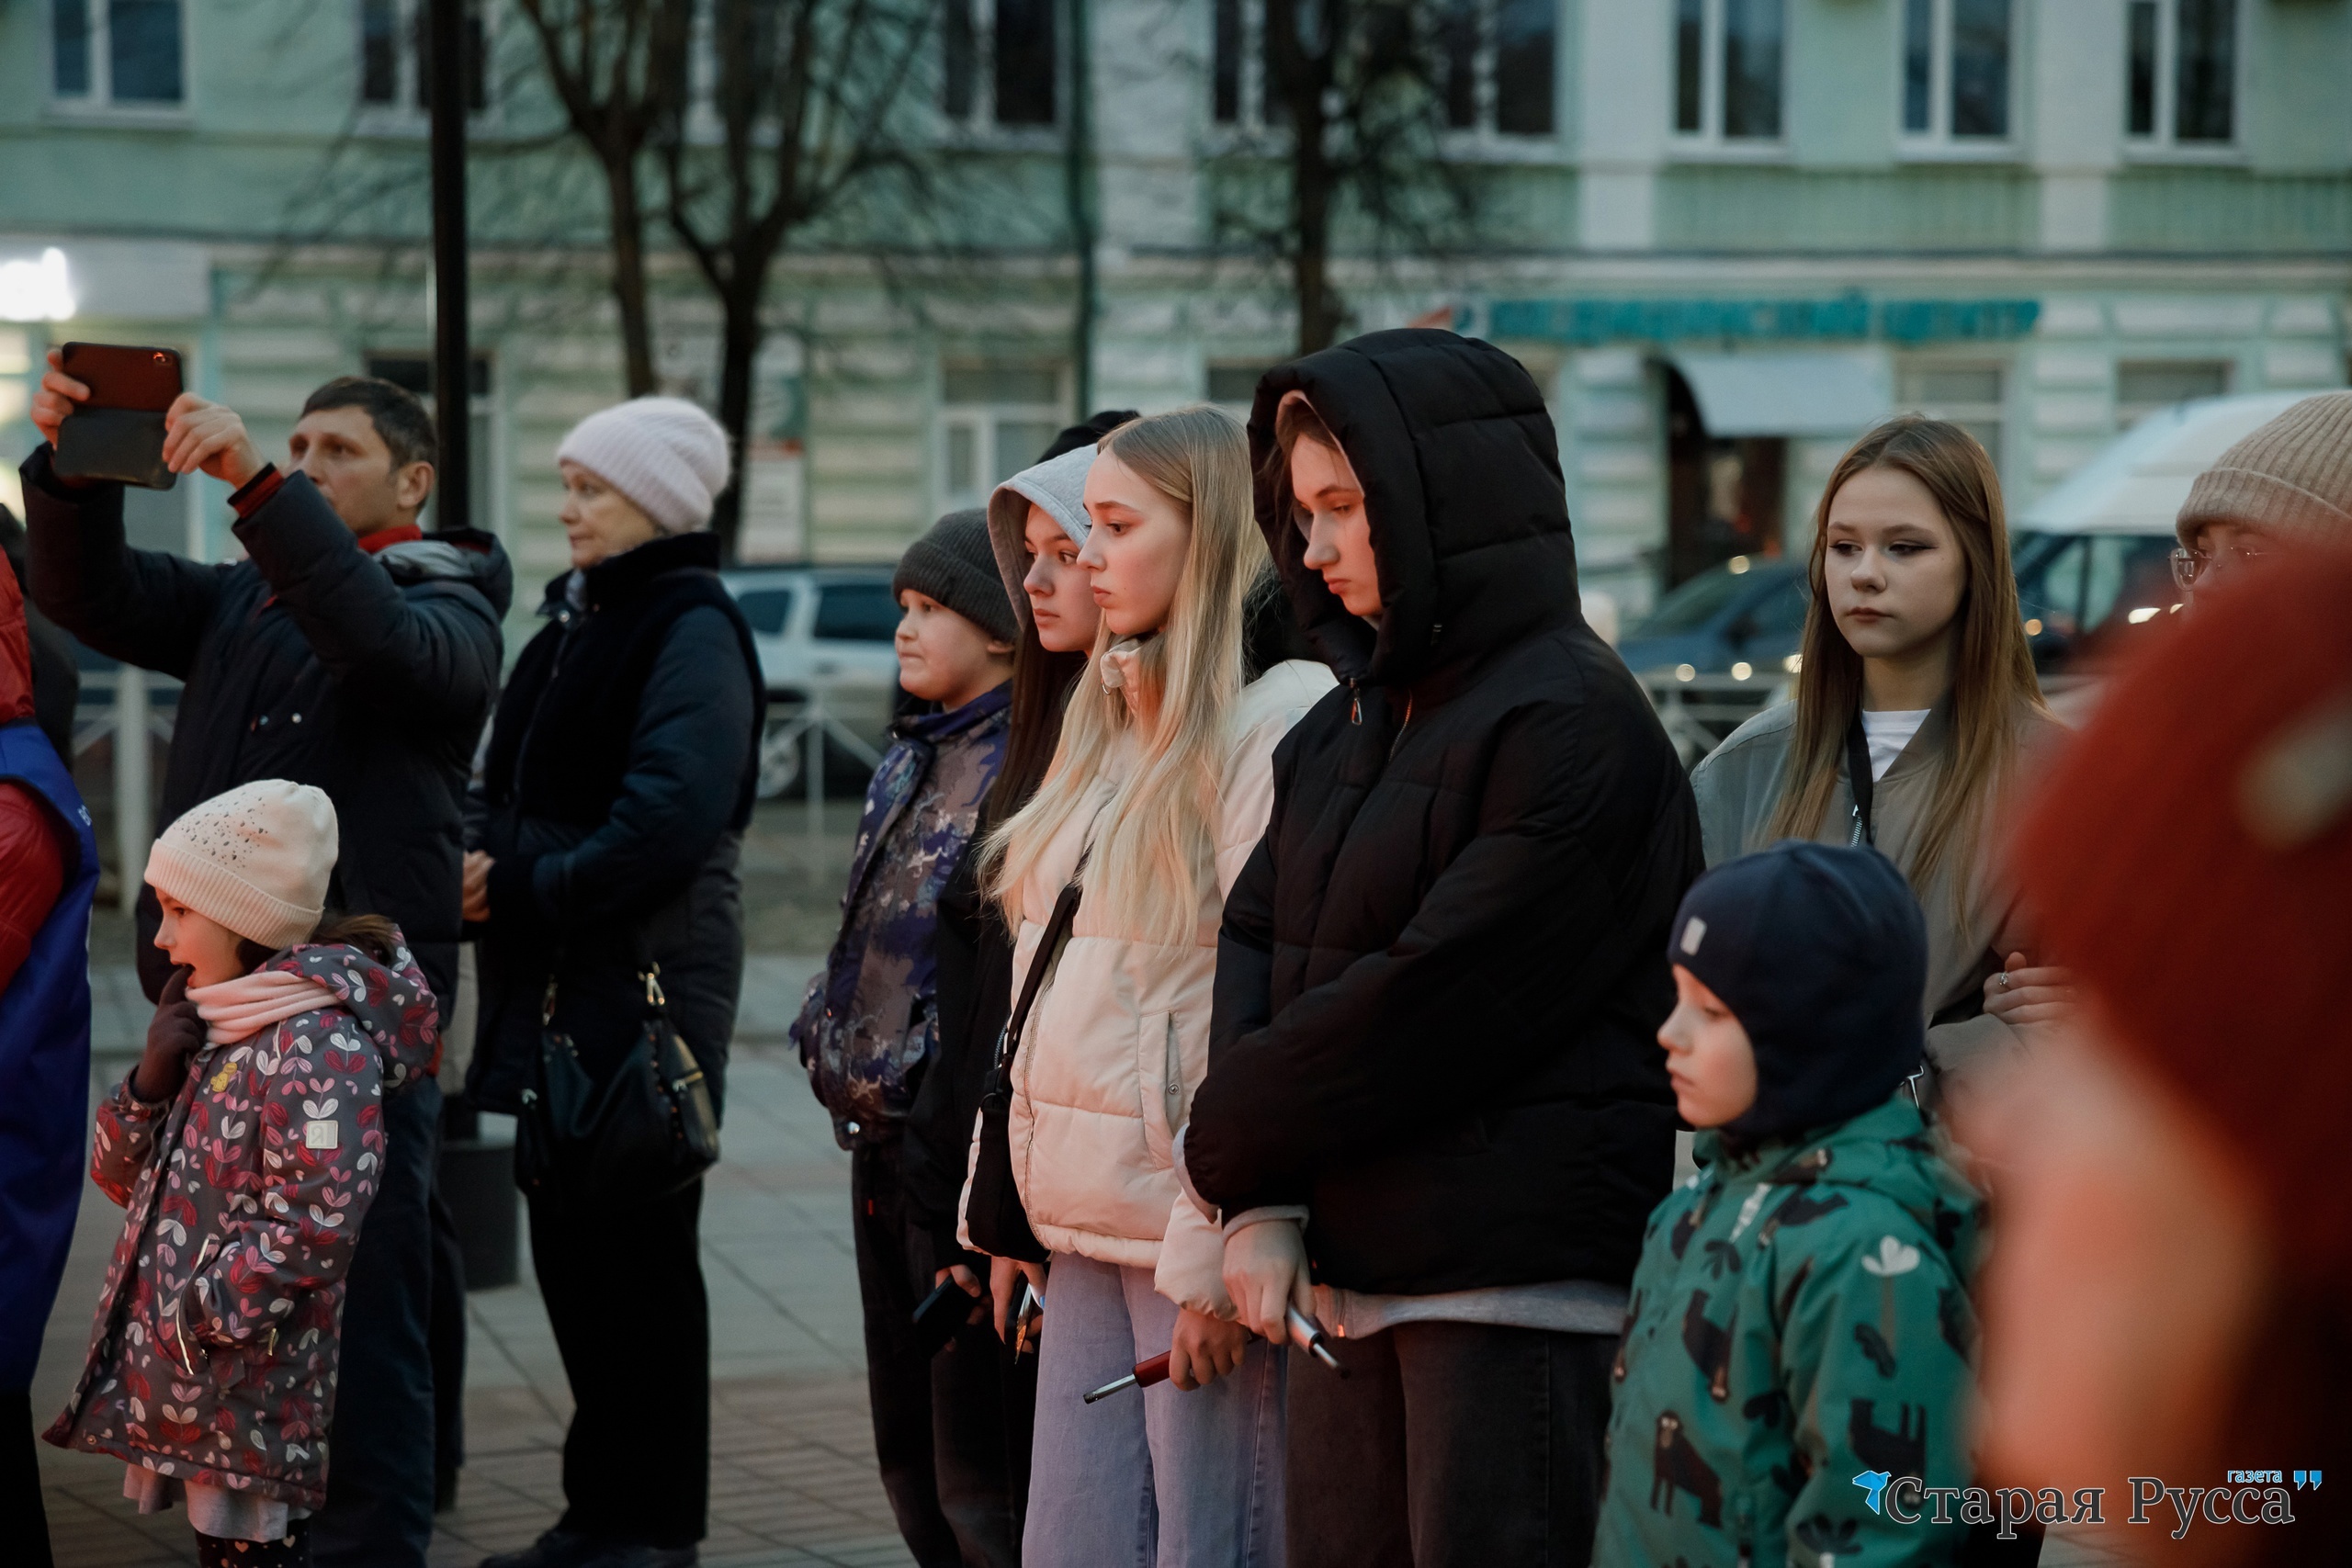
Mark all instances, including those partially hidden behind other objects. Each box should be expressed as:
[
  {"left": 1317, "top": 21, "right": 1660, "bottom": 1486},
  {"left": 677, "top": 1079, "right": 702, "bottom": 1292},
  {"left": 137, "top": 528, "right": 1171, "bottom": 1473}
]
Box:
[{"left": 1672, "top": 353, "right": 1891, "bottom": 438}]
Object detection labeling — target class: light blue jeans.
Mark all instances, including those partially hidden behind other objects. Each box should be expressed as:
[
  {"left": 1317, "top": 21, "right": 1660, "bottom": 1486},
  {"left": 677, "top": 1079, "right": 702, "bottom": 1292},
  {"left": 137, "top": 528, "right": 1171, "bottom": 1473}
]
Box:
[{"left": 1024, "top": 1250, "right": 1286, "bottom": 1568}]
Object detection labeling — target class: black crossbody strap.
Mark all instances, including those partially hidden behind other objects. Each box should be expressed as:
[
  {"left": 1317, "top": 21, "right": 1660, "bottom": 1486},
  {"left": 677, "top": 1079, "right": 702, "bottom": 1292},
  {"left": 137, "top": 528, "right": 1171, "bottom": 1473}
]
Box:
[
  {"left": 992, "top": 855, "right": 1088, "bottom": 1077},
  {"left": 1845, "top": 712, "right": 1876, "bottom": 848}
]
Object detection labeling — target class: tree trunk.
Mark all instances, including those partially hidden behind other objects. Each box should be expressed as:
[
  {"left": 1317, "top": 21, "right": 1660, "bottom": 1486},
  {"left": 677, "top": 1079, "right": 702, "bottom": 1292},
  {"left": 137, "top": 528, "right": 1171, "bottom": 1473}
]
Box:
[
  {"left": 1270, "top": 0, "right": 1339, "bottom": 355},
  {"left": 710, "top": 280, "right": 763, "bottom": 564},
  {"left": 603, "top": 146, "right": 658, "bottom": 397}
]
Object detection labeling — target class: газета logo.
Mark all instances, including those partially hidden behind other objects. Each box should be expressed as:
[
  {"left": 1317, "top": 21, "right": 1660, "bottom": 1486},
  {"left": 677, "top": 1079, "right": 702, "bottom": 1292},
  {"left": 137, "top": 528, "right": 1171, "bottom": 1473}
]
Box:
[{"left": 1853, "top": 1471, "right": 1894, "bottom": 1514}]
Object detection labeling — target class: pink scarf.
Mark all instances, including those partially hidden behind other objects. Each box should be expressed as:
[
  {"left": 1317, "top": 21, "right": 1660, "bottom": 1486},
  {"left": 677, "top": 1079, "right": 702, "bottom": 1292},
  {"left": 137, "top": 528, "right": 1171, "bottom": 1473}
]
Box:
[{"left": 188, "top": 969, "right": 336, "bottom": 1045}]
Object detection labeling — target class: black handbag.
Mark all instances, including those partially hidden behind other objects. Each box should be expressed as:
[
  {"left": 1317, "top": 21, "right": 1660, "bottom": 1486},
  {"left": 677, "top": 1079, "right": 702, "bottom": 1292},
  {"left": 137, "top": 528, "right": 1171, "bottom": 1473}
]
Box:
[
  {"left": 515, "top": 962, "right": 721, "bottom": 1207},
  {"left": 965, "top": 872, "right": 1083, "bottom": 1261}
]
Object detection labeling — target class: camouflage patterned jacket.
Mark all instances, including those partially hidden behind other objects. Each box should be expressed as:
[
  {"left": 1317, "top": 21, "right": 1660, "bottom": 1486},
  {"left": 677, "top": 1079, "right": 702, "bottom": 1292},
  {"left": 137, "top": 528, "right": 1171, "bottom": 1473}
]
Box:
[
  {"left": 1595, "top": 1098, "right": 1984, "bottom": 1568},
  {"left": 45, "top": 939, "right": 438, "bottom": 1508},
  {"left": 796, "top": 685, "right": 1009, "bottom": 1145}
]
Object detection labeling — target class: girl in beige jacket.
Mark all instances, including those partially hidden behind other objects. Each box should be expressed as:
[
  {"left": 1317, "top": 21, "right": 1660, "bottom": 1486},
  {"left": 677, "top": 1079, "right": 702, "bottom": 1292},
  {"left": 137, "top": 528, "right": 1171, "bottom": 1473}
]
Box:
[{"left": 967, "top": 406, "right": 1330, "bottom": 1566}]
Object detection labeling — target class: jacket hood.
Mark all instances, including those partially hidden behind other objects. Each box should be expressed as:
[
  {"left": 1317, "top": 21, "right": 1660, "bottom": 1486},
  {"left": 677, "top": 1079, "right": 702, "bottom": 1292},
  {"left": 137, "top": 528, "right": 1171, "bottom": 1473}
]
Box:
[
  {"left": 1695, "top": 1098, "right": 1984, "bottom": 1275},
  {"left": 0, "top": 547, "right": 29, "bottom": 727},
  {"left": 379, "top": 526, "right": 515, "bottom": 616},
  {"left": 265, "top": 936, "right": 442, "bottom": 1091},
  {"left": 1248, "top": 329, "right": 1581, "bottom": 688},
  {"left": 988, "top": 445, "right": 1096, "bottom": 632}
]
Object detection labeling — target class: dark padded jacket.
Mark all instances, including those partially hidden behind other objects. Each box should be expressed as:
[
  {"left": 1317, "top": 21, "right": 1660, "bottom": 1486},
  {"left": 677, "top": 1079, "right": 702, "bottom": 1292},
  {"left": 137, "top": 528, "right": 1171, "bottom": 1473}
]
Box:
[
  {"left": 1182, "top": 329, "right": 1702, "bottom": 1295},
  {"left": 465, "top": 532, "right": 763, "bottom": 1119},
  {"left": 20, "top": 446, "right": 510, "bottom": 1010}
]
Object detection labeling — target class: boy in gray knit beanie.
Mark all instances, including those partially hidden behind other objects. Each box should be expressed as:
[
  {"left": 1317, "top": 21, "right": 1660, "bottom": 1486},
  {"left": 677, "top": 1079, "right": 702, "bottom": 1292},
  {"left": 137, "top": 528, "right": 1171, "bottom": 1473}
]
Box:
[
  {"left": 890, "top": 509, "right": 1017, "bottom": 713},
  {"left": 2177, "top": 390, "right": 2352, "bottom": 591}
]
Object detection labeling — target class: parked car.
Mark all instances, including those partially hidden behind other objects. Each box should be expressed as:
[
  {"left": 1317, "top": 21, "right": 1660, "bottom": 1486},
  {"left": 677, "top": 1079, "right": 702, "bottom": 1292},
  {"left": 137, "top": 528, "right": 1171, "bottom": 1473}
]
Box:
[
  {"left": 2008, "top": 391, "right": 2312, "bottom": 694},
  {"left": 721, "top": 566, "right": 902, "bottom": 796},
  {"left": 1615, "top": 554, "right": 1810, "bottom": 680}
]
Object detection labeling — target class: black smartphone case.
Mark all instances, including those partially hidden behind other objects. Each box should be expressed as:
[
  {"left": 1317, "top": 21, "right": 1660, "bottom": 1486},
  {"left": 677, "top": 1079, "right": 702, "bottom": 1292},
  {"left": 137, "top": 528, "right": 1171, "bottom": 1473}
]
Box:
[
  {"left": 910, "top": 1279, "right": 975, "bottom": 1359},
  {"left": 56, "top": 408, "right": 176, "bottom": 491}
]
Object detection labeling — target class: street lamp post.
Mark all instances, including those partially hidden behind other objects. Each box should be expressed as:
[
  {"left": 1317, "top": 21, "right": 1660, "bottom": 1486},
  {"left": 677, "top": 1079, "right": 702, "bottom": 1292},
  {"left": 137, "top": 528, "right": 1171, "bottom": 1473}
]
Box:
[{"left": 428, "top": 0, "right": 469, "bottom": 534}]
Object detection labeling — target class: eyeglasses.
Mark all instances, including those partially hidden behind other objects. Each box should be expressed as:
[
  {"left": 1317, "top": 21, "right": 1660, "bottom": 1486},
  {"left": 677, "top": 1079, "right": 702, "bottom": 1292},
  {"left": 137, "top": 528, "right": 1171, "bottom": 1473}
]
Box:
[{"left": 2169, "top": 544, "right": 2270, "bottom": 592}]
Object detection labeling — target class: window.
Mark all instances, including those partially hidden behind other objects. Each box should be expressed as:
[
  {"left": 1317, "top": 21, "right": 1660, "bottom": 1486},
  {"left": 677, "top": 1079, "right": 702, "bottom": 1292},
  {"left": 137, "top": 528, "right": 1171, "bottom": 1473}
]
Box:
[
  {"left": 939, "top": 362, "right": 1063, "bottom": 513},
  {"left": 1671, "top": 0, "right": 1782, "bottom": 143},
  {"left": 51, "top": 0, "right": 185, "bottom": 108},
  {"left": 2115, "top": 360, "right": 2230, "bottom": 427},
  {"left": 1899, "top": 363, "right": 2005, "bottom": 468},
  {"left": 1902, "top": 0, "right": 2010, "bottom": 143},
  {"left": 358, "top": 0, "right": 491, "bottom": 116},
  {"left": 1213, "top": 0, "right": 1553, "bottom": 138},
  {"left": 1206, "top": 364, "right": 1278, "bottom": 407},
  {"left": 365, "top": 352, "right": 499, "bottom": 532},
  {"left": 812, "top": 582, "right": 904, "bottom": 643},
  {"left": 734, "top": 587, "right": 797, "bottom": 637},
  {"left": 2125, "top": 0, "right": 2235, "bottom": 146},
  {"left": 942, "top": 0, "right": 1056, "bottom": 126}
]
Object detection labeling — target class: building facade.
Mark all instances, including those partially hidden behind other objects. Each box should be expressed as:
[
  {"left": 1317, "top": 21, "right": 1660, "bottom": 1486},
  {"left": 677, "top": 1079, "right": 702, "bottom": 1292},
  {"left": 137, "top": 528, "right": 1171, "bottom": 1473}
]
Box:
[{"left": 2, "top": 0, "right": 2346, "bottom": 634}]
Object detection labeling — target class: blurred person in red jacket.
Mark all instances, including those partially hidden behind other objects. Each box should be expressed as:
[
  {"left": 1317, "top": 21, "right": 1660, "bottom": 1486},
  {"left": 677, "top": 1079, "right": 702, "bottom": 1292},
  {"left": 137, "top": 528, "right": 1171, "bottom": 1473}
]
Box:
[
  {"left": 0, "top": 549, "right": 100, "bottom": 1568},
  {"left": 1966, "top": 547, "right": 2350, "bottom": 1563}
]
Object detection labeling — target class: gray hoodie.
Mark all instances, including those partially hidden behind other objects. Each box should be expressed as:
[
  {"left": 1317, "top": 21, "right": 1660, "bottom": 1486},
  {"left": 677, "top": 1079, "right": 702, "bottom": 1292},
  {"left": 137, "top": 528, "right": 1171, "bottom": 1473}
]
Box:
[{"left": 987, "top": 445, "right": 1094, "bottom": 630}]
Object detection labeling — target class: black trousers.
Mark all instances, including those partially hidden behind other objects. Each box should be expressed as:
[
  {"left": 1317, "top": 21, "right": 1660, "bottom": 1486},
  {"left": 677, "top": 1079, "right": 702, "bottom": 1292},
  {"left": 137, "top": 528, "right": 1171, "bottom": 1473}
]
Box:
[
  {"left": 311, "top": 1076, "right": 442, "bottom": 1568},
  {"left": 527, "top": 1179, "right": 709, "bottom": 1549},
  {"left": 1286, "top": 1320, "right": 1616, "bottom": 1568},
  {"left": 853, "top": 1135, "right": 1033, "bottom": 1568}
]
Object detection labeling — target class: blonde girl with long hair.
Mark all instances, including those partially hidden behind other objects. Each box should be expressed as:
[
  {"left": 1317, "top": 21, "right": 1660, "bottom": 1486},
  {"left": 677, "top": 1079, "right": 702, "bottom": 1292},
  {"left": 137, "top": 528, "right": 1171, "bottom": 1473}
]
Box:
[
  {"left": 968, "top": 406, "right": 1331, "bottom": 1566},
  {"left": 1691, "top": 415, "right": 2065, "bottom": 1102}
]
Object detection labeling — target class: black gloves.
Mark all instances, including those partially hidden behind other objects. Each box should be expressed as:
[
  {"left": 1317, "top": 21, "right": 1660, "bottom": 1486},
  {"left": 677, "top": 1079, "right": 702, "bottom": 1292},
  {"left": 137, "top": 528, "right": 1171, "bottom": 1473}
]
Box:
[{"left": 135, "top": 967, "right": 206, "bottom": 1103}]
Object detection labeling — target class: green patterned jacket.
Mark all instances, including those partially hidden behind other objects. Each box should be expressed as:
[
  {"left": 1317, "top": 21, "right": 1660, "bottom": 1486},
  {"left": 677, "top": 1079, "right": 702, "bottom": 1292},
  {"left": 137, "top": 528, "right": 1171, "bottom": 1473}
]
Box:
[{"left": 1595, "top": 1098, "right": 1984, "bottom": 1568}]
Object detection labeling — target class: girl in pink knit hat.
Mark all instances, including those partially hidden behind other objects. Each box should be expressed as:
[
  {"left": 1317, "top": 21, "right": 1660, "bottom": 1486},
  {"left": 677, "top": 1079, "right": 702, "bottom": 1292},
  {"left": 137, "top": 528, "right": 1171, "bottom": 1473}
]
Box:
[{"left": 45, "top": 779, "right": 440, "bottom": 1568}]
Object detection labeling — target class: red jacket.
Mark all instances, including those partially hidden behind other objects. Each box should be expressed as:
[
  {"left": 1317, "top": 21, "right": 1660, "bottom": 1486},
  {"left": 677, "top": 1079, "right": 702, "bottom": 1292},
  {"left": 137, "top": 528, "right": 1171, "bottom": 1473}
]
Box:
[{"left": 0, "top": 555, "right": 64, "bottom": 989}]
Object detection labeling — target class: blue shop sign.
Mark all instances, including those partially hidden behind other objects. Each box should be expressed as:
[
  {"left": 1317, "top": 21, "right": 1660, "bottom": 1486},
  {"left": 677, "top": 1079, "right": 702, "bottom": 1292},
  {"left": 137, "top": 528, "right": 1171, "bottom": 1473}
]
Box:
[{"left": 1487, "top": 295, "right": 2040, "bottom": 345}]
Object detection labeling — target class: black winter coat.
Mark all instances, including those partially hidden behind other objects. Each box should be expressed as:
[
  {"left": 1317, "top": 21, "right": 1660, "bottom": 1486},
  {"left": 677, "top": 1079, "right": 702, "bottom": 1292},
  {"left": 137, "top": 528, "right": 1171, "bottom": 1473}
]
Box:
[
  {"left": 901, "top": 828, "right": 1013, "bottom": 1263},
  {"left": 465, "top": 533, "right": 763, "bottom": 1120},
  {"left": 20, "top": 446, "right": 510, "bottom": 1010},
  {"left": 1182, "top": 330, "right": 1702, "bottom": 1295}
]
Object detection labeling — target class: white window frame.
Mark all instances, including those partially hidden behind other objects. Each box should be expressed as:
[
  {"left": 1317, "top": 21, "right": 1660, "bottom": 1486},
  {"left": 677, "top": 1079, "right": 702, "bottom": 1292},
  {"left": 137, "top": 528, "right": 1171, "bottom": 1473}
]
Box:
[
  {"left": 936, "top": 363, "right": 1068, "bottom": 516},
  {"left": 1895, "top": 0, "right": 2018, "bottom": 160},
  {"left": 48, "top": 0, "right": 191, "bottom": 119},
  {"left": 355, "top": 0, "right": 502, "bottom": 134},
  {"left": 1896, "top": 358, "right": 2010, "bottom": 476},
  {"left": 1668, "top": 0, "right": 1787, "bottom": 158},
  {"left": 2121, "top": 0, "right": 2244, "bottom": 160}
]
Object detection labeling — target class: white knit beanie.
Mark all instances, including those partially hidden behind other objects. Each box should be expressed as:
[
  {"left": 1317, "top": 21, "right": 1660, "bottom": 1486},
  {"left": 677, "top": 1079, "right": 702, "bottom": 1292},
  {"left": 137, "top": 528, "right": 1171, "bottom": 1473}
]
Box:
[
  {"left": 145, "top": 780, "right": 338, "bottom": 950},
  {"left": 555, "top": 397, "right": 733, "bottom": 536}
]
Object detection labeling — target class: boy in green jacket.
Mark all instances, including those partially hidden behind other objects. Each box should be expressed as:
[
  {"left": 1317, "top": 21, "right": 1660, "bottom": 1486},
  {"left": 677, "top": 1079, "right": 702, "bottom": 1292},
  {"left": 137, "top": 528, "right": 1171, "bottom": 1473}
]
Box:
[{"left": 1597, "top": 841, "right": 1984, "bottom": 1568}]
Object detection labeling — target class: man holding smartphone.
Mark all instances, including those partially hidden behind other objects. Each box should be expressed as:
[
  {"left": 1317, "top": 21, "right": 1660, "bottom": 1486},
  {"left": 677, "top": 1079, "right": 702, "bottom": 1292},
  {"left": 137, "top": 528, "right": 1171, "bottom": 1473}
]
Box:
[{"left": 20, "top": 352, "right": 512, "bottom": 1568}]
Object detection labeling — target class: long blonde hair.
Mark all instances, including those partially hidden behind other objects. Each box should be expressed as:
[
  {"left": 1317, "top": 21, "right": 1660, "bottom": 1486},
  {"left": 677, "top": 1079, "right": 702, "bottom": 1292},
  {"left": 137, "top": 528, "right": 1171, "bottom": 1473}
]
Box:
[
  {"left": 1766, "top": 416, "right": 2045, "bottom": 902},
  {"left": 982, "top": 406, "right": 1270, "bottom": 945}
]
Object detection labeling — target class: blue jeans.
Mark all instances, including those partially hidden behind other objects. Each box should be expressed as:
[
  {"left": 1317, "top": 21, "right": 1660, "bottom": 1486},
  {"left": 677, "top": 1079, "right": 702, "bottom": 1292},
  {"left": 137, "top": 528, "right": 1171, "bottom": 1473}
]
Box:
[
  {"left": 309, "top": 1076, "right": 440, "bottom": 1568},
  {"left": 1024, "top": 1251, "right": 1284, "bottom": 1568}
]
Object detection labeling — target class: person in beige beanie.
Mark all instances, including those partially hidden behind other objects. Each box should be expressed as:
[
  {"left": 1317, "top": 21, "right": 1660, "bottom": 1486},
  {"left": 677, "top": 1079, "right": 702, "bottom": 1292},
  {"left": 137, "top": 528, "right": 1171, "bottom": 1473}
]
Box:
[
  {"left": 145, "top": 778, "right": 339, "bottom": 969},
  {"left": 2175, "top": 389, "right": 2352, "bottom": 593}
]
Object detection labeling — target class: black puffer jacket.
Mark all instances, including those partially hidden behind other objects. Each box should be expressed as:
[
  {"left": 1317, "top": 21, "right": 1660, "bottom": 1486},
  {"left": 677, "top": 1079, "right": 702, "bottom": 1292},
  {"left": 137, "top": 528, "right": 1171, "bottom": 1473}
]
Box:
[
  {"left": 465, "top": 532, "right": 763, "bottom": 1119},
  {"left": 1182, "top": 330, "right": 1701, "bottom": 1295},
  {"left": 20, "top": 446, "right": 510, "bottom": 1010}
]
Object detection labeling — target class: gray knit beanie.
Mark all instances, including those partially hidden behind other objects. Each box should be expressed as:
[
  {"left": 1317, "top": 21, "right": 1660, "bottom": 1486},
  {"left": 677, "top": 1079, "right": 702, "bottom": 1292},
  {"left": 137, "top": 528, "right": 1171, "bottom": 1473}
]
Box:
[
  {"left": 556, "top": 397, "right": 733, "bottom": 535},
  {"left": 2177, "top": 390, "right": 2352, "bottom": 548},
  {"left": 988, "top": 445, "right": 1096, "bottom": 631},
  {"left": 894, "top": 509, "right": 1018, "bottom": 645}
]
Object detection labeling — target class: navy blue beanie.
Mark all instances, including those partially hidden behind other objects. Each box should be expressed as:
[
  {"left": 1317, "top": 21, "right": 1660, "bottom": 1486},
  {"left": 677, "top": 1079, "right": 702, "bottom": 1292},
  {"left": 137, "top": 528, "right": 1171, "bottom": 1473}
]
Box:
[{"left": 1668, "top": 841, "right": 1928, "bottom": 1143}]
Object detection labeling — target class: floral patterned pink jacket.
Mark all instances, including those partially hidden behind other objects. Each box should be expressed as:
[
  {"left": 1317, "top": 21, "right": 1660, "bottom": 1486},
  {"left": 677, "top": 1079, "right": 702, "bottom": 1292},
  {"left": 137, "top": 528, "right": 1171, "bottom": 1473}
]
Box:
[{"left": 44, "top": 938, "right": 438, "bottom": 1507}]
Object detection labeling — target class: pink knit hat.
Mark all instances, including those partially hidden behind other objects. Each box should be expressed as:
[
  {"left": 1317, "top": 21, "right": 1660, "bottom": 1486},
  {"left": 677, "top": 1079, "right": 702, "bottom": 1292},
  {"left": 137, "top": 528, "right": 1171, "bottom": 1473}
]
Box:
[{"left": 145, "top": 780, "right": 338, "bottom": 949}]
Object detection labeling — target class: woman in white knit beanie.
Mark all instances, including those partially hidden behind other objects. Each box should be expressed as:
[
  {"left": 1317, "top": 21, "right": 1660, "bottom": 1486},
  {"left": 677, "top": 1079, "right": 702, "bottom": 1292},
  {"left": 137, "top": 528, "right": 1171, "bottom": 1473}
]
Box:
[{"left": 553, "top": 397, "right": 733, "bottom": 570}]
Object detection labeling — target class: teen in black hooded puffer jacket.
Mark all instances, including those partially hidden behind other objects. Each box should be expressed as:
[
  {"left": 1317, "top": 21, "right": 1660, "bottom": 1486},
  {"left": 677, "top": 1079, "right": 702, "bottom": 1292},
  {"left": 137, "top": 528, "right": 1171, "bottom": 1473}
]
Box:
[{"left": 1178, "top": 329, "right": 1702, "bottom": 1567}]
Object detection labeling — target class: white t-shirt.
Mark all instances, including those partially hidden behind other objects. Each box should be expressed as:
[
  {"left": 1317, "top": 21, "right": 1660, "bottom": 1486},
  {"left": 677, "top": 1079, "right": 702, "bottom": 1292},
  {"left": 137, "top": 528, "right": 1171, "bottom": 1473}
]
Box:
[{"left": 1860, "top": 708, "right": 1930, "bottom": 782}]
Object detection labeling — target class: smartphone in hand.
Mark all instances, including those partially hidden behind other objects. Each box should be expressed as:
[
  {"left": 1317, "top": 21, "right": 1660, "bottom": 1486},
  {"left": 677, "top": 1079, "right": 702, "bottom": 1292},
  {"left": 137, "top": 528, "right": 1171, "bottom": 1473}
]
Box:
[{"left": 54, "top": 342, "right": 183, "bottom": 491}]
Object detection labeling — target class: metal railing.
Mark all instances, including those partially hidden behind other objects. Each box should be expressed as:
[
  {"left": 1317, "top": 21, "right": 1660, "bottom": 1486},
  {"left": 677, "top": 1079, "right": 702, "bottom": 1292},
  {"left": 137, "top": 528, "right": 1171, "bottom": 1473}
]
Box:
[
  {"left": 1635, "top": 668, "right": 1791, "bottom": 769},
  {"left": 759, "top": 693, "right": 886, "bottom": 862},
  {"left": 74, "top": 667, "right": 179, "bottom": 896}
]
